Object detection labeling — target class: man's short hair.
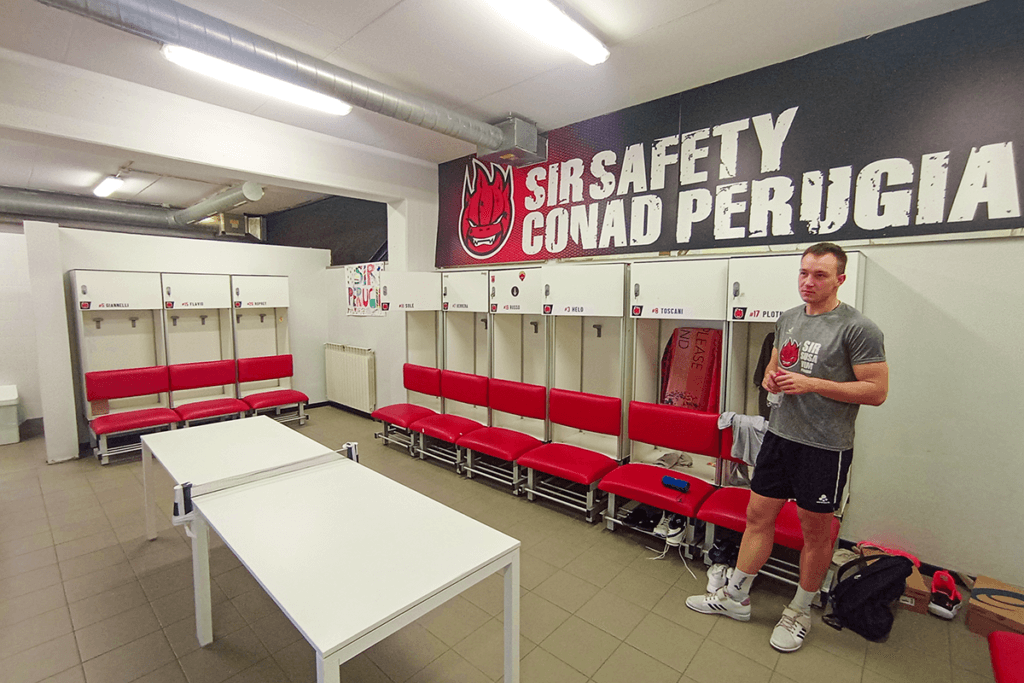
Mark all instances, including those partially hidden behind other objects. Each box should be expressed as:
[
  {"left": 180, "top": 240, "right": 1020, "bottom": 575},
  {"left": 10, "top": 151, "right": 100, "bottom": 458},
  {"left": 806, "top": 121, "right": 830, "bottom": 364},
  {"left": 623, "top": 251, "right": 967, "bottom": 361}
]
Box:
[{"left": 803, "top": 242, "right": 847, "bottom": 275}]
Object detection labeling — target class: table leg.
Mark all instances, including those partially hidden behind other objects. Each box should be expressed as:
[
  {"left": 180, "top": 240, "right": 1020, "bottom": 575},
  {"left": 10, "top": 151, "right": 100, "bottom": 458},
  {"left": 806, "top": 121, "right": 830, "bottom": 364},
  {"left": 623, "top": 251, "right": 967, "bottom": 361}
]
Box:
[
  {"left": 191, "top": 516, "right": 213, "bottom": 646},
  {"left": 502, "top": 550, "right": 520, "bottom": 683},
  {"left": 316, "top": 652, "right": 341, "bottom": 683},
  {"left": 142, "top": 441, "right": 156, "bottom": 541}
]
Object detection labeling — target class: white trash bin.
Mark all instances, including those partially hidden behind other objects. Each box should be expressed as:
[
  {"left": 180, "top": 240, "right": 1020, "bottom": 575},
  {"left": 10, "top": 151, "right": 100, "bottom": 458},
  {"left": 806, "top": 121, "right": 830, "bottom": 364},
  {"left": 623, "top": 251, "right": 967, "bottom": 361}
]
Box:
[{"left": 0, "top": 385, "right": 20, "bottom": 445}]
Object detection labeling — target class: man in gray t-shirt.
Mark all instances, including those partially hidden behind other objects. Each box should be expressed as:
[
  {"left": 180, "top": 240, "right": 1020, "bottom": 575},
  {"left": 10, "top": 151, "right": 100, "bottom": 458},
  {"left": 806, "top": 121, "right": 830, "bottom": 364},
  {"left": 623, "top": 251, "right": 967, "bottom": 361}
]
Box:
[{"left": 687, "top": 242, "right": 889, "bottom": 654}]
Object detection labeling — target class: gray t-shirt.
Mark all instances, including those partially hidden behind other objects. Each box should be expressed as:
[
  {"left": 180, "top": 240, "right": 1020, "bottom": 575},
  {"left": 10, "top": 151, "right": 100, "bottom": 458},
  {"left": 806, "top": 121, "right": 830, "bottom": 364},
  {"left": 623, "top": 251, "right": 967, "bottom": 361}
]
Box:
[{"left": 768, "top": 302, "right": 885, "bottom": 450}]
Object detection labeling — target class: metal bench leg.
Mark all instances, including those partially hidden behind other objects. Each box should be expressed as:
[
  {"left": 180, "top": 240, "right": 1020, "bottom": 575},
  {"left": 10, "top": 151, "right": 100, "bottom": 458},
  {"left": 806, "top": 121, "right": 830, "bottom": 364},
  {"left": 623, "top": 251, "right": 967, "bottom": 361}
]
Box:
[
  {"left": 526, "top": 469, "right": 535, "bottom": 501},
  {"left": 605, "top": 493, "right": 618, "bottom": 531}
]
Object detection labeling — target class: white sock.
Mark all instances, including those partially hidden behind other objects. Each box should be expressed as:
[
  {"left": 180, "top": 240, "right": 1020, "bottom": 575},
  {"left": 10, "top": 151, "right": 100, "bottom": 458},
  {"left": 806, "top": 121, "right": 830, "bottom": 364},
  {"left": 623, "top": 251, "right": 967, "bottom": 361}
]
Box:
[
  {"left": 788, "top": 586, "right": 816, "bottom": 614},
  {"left": 726, "top": 569, "right": 756, "bottom": 601}
]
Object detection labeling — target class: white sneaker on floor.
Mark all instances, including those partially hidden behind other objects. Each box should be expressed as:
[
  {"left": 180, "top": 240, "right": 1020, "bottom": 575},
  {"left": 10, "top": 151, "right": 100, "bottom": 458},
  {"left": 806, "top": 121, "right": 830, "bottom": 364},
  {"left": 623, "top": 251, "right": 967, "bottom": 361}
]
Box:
[
  {"left": 770, "top": 607, "right": 811, "bottom": 652},
  {"left": 653, "top": 511, "right": 671, "bottom": 537},
  {"left": 685, "top": 587, "right": 751, "bottom": 621},
  {"left": 705, "top": 563, "right": 733, "bottom": 593}
]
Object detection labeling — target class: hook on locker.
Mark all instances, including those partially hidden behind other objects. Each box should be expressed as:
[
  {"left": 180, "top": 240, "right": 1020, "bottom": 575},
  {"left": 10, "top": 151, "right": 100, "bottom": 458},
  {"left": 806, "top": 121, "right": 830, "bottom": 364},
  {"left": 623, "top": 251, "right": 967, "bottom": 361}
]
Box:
[
  {"left": 92, "top": 317, "right": 103, "bottom": 329},
  {"left": 236, "top": 313, "right": 242, "bottom": 324},
  {"left": 480, "top": 317, "right": 488, "bottom": 330},
  {"left": 199, "top": 315, "right": 208, "bottom": 326},
  {"left": 530, "top": 321, "right": 539, "bottom": 334},
  {"left": 129, "top": 316, "right": 139, "bottom": 329},
  {"left": 170, "top": 316, "right": 179, "bottom": 327},
  {"left": 259, "top": 314, "right": 267, "bottom": 323},
  {"left": 593, "top": 324, "right": 602, "bottom": 338}
]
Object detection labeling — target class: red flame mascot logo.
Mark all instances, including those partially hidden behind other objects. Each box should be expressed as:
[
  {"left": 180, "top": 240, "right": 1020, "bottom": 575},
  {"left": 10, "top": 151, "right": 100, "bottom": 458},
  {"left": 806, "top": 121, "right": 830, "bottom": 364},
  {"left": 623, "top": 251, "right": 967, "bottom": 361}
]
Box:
[
  {"left": 460, "top": 159, "right": 514, "bottom": 259},
  {"left": 780, "top": 339, "right": 800, "bottom": 369}
]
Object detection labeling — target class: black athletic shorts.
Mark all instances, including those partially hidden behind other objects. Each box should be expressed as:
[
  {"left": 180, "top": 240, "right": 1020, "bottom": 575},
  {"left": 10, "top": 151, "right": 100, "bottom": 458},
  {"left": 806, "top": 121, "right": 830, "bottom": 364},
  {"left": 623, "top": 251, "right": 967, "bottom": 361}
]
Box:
[{"left": 750, "top": 431, "right": 852, "bottom": 514}]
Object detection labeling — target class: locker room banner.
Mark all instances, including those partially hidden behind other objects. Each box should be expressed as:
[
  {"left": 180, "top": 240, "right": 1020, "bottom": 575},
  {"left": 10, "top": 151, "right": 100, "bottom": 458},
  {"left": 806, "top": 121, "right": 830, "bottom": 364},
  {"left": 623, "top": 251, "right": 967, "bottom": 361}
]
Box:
[
  {"left": 345, "top": 262, "right": 385, "bottom": 316},
  {"left": 436, "top": 0, "right": 1024, "bottom": 268}
]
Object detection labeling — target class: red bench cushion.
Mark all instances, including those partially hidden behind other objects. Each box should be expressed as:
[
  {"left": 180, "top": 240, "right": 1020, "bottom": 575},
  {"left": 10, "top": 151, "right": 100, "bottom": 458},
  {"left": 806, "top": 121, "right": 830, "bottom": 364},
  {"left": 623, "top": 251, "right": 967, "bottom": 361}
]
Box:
[
  {"left": 599, "top": 463, "right": 715, "bottom": 518},
  {"left": 489, "top": 379, "right": 546, "bottom": 420},
  {"left": 174, "top": 398, "right": 249, "bottom": 422},
  {"left": 409, "top": 414, "right": 484, "bottom": 443},
  {"left": 989, "top": 631, "right": 1024, "bottom": 683},
  {"left": 91, "top": 408, "right": 180, "bottom": 435},
  {"left": 457, "top": 427, "right": 543, "bottom": 462},
  {"left": 237, "top": 354, "right": 293, "bottom": 383},
  {"left": 404, "top": 364, "right": 442, "bottom": 397},
  {"left": 169, "top": 360, "right": 237, "bottom": 391},
  {"left": 518, "top": 443, "right": 620, "bottom": 485},
  {"left": 549, "top": 389, "right": 620, "bottom": 436},
  {"left": 372, "top": 404, "right": 437, "bottom": 429},
  {"left": 242, "top": 389, "right": 309, "bottom": 410},
  {"left": 86, "top": 366, "right": 170, "bottom": 401},
  {"left": 696, "top": 487, "right": 841, "bottom": 551},
  {"left": 440, "top": 370, "right": 488, "bottom": 407}
]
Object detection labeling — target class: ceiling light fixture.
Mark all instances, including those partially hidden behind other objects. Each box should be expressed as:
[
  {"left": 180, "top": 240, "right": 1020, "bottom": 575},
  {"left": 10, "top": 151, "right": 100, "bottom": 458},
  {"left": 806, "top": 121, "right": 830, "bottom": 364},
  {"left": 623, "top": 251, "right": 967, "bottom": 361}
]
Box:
[
  {"left": 161, "top": 45, "right": 352, "bottom": 116},
  {"left": 92, "top": 175, "right": 125, "bottom": 197},
  {"left": 484, "top": 0, "right": 610, "bottom": 66}
]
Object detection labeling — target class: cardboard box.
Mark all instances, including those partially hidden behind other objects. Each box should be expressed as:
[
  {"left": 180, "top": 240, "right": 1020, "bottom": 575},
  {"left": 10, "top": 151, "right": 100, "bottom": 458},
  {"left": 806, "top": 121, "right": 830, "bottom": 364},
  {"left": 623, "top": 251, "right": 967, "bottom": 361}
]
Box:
[
  {"left": 967, "top": 575, "right": 1024, "bottom": 638},
  {"left": 860, "top": 548, "right": 930, "bottom": 613}
]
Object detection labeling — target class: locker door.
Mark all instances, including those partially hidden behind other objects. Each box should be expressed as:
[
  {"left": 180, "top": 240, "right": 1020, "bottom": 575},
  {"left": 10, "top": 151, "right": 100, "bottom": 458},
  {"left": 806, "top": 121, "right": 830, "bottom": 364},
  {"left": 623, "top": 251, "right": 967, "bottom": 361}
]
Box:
[
  {"left": 489, "top": 268, "right": 543, "bottom": 314},
  {"left": 231, "top": 275, "right": 289, "bottom": 309},
  {"left": 71, "top": 270, "right": 163, "bottom": 310},
  {"left": 442, "top": 270, "right": 489, "bottom": 312},
  {"left": 630, "top": 259, "right": 729, "bottom": 320},
  {"left": 728, "top": 251, "right": 864, "bottom": 323},
  {"left": 380, "top": 272, "right": 442, "bottom": 312},
  {"left": 161, "top": 273, "right": 232, "bottom": 309},
  {"left": 541, "top": 263, "right": 626, "bottom": 317}
]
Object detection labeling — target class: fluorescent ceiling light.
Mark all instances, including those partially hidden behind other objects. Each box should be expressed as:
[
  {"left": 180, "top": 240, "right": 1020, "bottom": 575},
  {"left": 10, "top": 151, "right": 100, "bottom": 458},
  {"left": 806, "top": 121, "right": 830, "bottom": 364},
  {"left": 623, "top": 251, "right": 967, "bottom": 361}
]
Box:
[
  {"left": 484, "top": 0, "right": 610, "bottom": 66},
  {"left": 93, "top": 175, "right": 125, "bottom": 197},
  {"left": 161, "top": 45, "right": 352, "bottom": 116}
]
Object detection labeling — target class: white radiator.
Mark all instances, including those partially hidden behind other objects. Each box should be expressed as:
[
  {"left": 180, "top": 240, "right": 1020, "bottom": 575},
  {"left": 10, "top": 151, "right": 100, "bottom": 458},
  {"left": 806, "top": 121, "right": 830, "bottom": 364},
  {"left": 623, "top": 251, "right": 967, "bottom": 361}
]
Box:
[{"left": 325, "top": 344, "right": 376, "bottom": 413}]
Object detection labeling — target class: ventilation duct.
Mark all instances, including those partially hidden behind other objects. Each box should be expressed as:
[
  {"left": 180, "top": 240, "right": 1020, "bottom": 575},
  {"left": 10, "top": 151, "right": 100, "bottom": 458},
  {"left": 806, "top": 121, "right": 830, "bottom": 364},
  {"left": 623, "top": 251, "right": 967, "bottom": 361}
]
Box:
[
  {"left": 36, "top": 0, "right": 548, "bottom": 165},
  {"left": 0, "top": 182, "right": 264, "bottom": 230}
]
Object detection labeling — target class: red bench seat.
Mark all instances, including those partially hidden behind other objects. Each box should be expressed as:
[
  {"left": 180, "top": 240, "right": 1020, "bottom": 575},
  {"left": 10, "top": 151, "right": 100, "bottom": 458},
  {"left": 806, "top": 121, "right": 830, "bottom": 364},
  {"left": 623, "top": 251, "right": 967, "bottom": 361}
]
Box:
[
  {"left": 237, "top": 355, "right": 308, "bottom": 424},
  {"left": 990, "top": 631, "right": 1024, "bottom": 683},
  {"left": 696, "top": 486, "right": 841, "bottom": 551},
  {"left": 458, "top": 427, "right": 542, "bottom": 462},
  {"left": 518, "top": 443, "right": 618, "bottom": 485},
  {"left": 373, "top": 364, "right": 441, "bottom": 452},
  {"left": 169, "top": 360, "right": 249, "bottom": 424},
  {"left": 91, "top": 407, "right": 181, "bottom": 436},
  {"left": 598, "top": 462, "right": 716, "bottom": 519},
  {"left": 408, "top": 370, "right": 487, "bottom": 468}
]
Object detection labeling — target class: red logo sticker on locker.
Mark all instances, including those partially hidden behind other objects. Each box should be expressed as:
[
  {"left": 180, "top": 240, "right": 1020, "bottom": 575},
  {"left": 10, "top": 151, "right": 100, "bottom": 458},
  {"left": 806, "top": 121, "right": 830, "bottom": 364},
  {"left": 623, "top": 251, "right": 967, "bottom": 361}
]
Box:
[
  {"left": 166, "top": 301, "right": 174, "bottom": 309},
  {"left": 631, "top": 305, "right": 643, "bottom": 316},
  {"left": 381, "top": 302, "right": 390, "bottom": 311},
  {"left": 443, "top": 302, "right": 449, "bottom": 310},
  {"left": 543, "top": 304, "right": 553, "bottom": 315},
  {"left": 518, "top": 271, "right": 526, "bottom": 281},
  {"left": 80, "top": 302, "right": 91, "bottom": 310},
  {"left": 732, "top": 307, "right": 746, "bottom": 320},
  {"left": 234, "top": 301, "right": 241, "bottom": 308},
  {"left": 490, "top": 304, "right": 497, "bottom": 312}
]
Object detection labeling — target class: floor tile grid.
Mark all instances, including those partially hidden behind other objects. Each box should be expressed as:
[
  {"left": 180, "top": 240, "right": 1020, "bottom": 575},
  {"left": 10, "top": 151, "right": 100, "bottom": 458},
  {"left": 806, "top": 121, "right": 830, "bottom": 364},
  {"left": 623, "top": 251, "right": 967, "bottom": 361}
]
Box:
[{"left": 0, "top": 407, "right": 998, "bottom": 683}]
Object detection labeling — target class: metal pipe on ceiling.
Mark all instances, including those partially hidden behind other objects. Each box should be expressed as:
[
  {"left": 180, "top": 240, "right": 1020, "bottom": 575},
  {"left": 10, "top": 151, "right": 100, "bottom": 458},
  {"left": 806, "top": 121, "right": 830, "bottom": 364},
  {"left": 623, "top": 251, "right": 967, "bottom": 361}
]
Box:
[
  {"left": 35, "top": 0, "right": 507, "bottom": 151},
  {"left": 0, "top": 182, "right": 265, "bottom": 230}
]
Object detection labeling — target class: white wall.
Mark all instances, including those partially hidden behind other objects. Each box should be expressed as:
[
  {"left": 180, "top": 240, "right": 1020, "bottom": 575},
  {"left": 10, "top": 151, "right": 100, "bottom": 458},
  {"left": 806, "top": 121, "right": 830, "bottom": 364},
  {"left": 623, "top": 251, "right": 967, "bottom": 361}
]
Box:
[{"left": 0, "top": 228, "right": 39, "bottom": 423}]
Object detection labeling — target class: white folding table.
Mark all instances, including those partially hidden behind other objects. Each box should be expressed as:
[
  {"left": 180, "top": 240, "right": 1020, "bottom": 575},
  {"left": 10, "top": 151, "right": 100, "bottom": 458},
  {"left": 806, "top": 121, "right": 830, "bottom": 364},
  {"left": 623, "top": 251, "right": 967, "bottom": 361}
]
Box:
[{"left": 141, "top": 417, "right": 520, "bottom": 683}]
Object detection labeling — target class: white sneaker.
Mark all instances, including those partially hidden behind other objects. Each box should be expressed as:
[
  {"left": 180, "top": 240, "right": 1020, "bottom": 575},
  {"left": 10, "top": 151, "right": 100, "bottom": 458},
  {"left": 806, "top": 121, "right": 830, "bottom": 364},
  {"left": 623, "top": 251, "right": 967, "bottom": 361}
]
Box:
[
  {"left": 685, "top": 587, "right": 751, "bottom": 621},
  {"left": 705, "top": 563, "right": 733, "bottom": 593},
  {"left": 665, "top": 515, "right": 686, "bottom": 546},
  {"left": 770, "top": 607, "right": 811, "bottom": 652},
  {"left": 653, "top": 511, "right": 672, "bottom": 537}
]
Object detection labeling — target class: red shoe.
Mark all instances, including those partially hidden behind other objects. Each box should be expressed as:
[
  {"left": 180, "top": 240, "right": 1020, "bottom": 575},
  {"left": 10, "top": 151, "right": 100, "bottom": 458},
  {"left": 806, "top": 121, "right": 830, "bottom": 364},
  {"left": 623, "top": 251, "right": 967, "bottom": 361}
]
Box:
[{"left": 928, "top": 570, "right": 962, "bottom": 620}]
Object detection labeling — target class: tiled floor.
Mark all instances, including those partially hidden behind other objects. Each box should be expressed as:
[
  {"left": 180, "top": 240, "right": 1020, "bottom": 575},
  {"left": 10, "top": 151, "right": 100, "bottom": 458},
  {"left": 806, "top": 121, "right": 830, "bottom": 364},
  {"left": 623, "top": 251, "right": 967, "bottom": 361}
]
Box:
[{"left": 0, "top": 407, "right": 997, "bottom": 683}]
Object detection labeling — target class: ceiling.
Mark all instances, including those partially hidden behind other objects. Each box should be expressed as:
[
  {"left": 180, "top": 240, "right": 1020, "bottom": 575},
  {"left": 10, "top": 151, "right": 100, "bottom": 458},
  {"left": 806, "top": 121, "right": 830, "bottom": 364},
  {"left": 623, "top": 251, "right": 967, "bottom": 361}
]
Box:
[{"left": 0, "top": 0, "right": 985, "bottom": 216}]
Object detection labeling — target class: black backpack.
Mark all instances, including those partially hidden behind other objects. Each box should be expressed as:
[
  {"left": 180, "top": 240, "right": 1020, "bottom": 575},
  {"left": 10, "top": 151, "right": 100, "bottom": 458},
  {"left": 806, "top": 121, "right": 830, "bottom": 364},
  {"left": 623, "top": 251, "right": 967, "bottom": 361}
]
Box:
[{"left": 822, "top": 554, "right": 914, "bottom": 642}]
